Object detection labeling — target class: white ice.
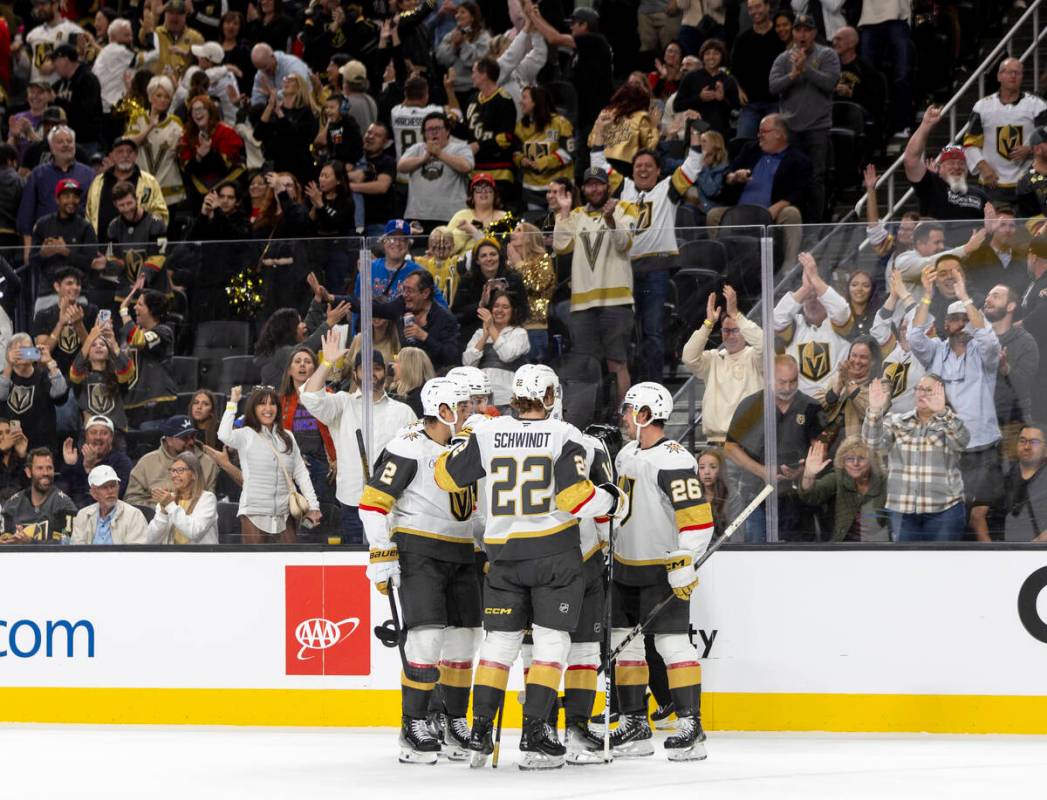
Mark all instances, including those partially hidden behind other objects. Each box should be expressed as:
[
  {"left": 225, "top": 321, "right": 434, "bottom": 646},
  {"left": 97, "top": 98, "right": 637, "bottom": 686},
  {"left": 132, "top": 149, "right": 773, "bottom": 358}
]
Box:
[{"left": 4, "top": 724, "right": 1047, "bottom": 799}]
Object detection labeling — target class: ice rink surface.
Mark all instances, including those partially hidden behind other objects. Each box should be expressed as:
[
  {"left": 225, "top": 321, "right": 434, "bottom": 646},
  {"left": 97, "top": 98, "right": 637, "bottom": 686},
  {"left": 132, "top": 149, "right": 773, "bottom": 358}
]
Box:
[{"left": 4, "top": 724, "right": 1047, "bottom": 799}]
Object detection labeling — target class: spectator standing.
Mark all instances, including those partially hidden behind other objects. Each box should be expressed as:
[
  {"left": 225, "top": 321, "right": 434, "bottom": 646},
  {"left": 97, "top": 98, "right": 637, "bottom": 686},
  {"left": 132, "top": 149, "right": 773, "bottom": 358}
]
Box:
[
  {"left": 248, "top": 43, "right": 312, "bottom": 108},
  {"left": 179, "top": 94, "right": 246, "bottom": 212},
  {"left": 0, "top": 448, "right": 76, "bottom": 543},
  {"left": 514, "top": 85, "right": 575, "bottom": 211},
  {"left": 246, "top": 0, "right": 295, "bottom": 52},
  {"left": 316, "top": 95, "right": 364, "bottom": 167},
  {"left": 842, "top": 270, "right": 877, "bottom": 339},
  {"left": 337, "top": 61, "right": 379, "bottom": 139},
  {"left": 963, "top": 58, "right": 1047, "bottom": 205},
  {"left": 68, "top": 325, "right": 135, "bottom": 433},
  {"left": 452, "top": 236, "right": 528, "bottom": 350},
  {"left": 637, "top": 0, "right": 683, "bottom": 57},
  {"left": 253, "top": 305, "right": 336, "bottom": 389},
  {"left": 436, "top": 2, "right": 491, "bottom": 109},
  {"left": 447, "top": 173, "right": 510, "bottom": 254},
  {"left": 302, "top": 338, "right": 417, "bottom": 545},
  {"left": 58, "top": 414, "right": 134, "bottom": 507},
  {"left": 125, "top": 76, "right": 187, "bottom": 213},
  {"left": 97, "top": 181, "right": 170, "bottom": 306},
  {"left": 1003, "top": 422, "right": 1047, "bottom": 542},
  {"left": 821, "top": 336, "right": 882, "bottom": 446},
  {"left": 118, "top": 285, "right": 179, "bottom": 426},
  {"left": 910, "top": 265, "right": 1002, "bottom": 541},
  {"left": 140, "top": 0, "right": 204, "bottom": 80},
  {"left": 677, "top": 1, "right": 725, "bottom": 56},
  {"left": 0, "top": 334, "right": 68, "bottom": 455},
  {"left": 1022, "top": 234, "right": 1047, "bottom": 422},
  {"left": 681, "top": 286, "right": 764, "bottom": 444},
  {"left": 24, "top": 0, "right": 83, "bottom": 85},
  {"left": 348, "top": 122, "right": 397, "bottom": 238},
  {"left": 832, "top": 25, "right": 886, "bottom": 147},
  {"left": 863, "top": 374, "right": 969, "bottom": 541},
  {"left": 586, "top": 83, "right": 660, "bottom": 178},
  {"left": 27, "top": 178, "right": 98, "bottom": 298},
  {"left": 71, "top": 464, "right": 149, "bottom": 544},
  {"left": 279, "top": 346, "right": 336, "bottom": 504},
  {"left": 91, "top": 19, "right": 137, "bottom": 118},
  {"left": 797, "top": 437, "right": 889, "bottom": 542},
  {"left": 857, "top": 0, "right": 912, "bottom": 137},
  {"left": 773, "top": 252, "right": 852, "bottom": 398},
  {"left": 1015, "top": 127, "right": 1047, "bottom": 218},
  {"left": 552, "top": 167, "right": 638, "bottom": 406},
  {"left": 253, "top": 74, "right": 321, "bottom": 184},
  {"left": 591, "top": 124, "right": 703, "bottom": 382},
  {"left": 390, "top": 76, "right": 446, "bottom": 187},
  {"left": 767, "top": 14, "right": 839, "bottom": 222},
  {"left": 31, "top": 267, "right": 97, "bottom": 376},
  {"left": 52, "top": 44, "right": 104, "bottom": 156},
  {"left": 673, "top": 39, "right": 741, "bottom": 137},
  {"left": 145, "top": 451, "right": 220, "bottom": 544},
  {"left": 85, "top": 138, "right": 169, "bottom": 242},
  {"left": 219, "top": 385, "right": 321, "bottom": 544},
  {"left": 983, "top": 284, "right": 1040, "bottom": 461},
  {"left": 506, "top": 222, "right": 555, "bottom": 362},
  {"left": 6, "top": 81, "right": 54, "bottom": 163},
  {"left": 399, "top": 112, "right": 474, "bottom": 231},
  {"left": 869, "top": 271, "right": 928, "bottom": 415},
  {"left": 725, "top": 354, "right": 825, "bottom": 541},
  {"left": 730, "top": 0, "right": 784, "bottom": 139},
  {"left": 184, "top": 182, "right": 249, "bottom": 323},
  {"left": 465, "top": 57, "right": 518, "bottom": 202},
  {"left": 124, "top": 414, "right": 219, "bottom": 506},
  {"left": 386, "top": 346, "right": 435, "bottom": 417},
  {"left": 964, "top": 207, "right": 1027, "bottom": 297}
]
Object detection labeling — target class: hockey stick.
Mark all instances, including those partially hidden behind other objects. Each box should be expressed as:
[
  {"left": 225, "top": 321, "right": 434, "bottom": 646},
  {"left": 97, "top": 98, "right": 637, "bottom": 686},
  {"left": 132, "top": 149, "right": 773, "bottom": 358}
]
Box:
[
  {"left": 597, "top": 484, "right": 774, "bottom": 676},
  {"left": 359, "top": 428, "right": 440, "bottom": 685},
  {"left": 602, "top": 515, "right": 614, "bottom": 762}
]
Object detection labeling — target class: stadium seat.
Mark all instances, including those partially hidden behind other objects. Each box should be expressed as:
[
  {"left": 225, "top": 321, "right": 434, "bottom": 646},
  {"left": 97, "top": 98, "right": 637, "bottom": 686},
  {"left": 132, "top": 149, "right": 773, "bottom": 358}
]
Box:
[
  {"left": 217, "top": 501, "right": 241, "bottom": 544},
  {"left": 217, "top": 355, "right": 263, "bottom": 396},
  {"left": 192, "top": 322, "right": 253, "bottom": 390},
  {"left": 720, "top": 204, "right": 773, "bottom": 233},
  {"left": 132, "top": 504, "right": 155, "bottom": 523},
  {"left": 124, "top": 428, "right": 162, "bottom": 460},
  {"left": 170, "top": 356, "right": 200, "bottom": 392},
  {"left": 551, "top": 352, "right": 603, "bottom": 430}
]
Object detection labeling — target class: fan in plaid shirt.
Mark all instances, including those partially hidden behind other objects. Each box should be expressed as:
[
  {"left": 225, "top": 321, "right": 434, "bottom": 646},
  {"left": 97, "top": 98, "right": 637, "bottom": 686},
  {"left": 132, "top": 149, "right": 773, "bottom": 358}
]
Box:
[{"left": 862, "top": 374, "right": 970, "bottom": 541}]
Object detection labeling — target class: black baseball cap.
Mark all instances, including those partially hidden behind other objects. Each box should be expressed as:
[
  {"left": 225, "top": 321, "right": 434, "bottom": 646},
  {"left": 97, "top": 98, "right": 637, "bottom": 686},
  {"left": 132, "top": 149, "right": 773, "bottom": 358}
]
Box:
[
  {"left": 567, "top": 7, "right": 599, "bottom": 29},
  {"left": 793, "top": 14, "right": 817, "bottom": 30}
]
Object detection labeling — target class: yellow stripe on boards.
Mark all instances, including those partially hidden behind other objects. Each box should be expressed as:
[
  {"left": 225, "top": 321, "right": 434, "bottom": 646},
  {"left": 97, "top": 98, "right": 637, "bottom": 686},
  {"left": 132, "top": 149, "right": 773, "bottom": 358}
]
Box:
[{"left": 4, "top": 689, "right": 1047, "bottom": 733}]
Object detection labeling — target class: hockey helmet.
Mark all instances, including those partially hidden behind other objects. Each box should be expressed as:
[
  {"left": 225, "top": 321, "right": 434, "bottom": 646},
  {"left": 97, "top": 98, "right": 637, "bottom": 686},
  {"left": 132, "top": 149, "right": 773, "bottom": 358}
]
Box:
[
  {"left": 512, "top": 363, "right": 558, "bottom": 405},
  {"left": 447, "top": 365, "right": 492, "bottom": 397},
  {"left": 421, "top": 377, "right": 470, "bottom": 428},
  {"left": 531, "top": 364, "right": 562, "bottom": 415},
  {"left": 621, "top": 381, "right": 674, "bottom": 424}
]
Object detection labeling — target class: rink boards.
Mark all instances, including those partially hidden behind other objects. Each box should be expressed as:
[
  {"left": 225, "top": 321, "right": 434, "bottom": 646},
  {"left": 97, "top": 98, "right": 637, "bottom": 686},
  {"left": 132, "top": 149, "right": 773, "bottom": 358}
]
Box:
[{"left": 2, "top": 548, "right": 1047, "bottom": 733}]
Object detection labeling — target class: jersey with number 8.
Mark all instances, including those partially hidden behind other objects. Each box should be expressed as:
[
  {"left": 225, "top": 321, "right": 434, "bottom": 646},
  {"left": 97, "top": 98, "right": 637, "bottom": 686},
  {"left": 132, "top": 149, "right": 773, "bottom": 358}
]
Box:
[{"left": 613, "top": 438, "right": 714, "bottom": 586}]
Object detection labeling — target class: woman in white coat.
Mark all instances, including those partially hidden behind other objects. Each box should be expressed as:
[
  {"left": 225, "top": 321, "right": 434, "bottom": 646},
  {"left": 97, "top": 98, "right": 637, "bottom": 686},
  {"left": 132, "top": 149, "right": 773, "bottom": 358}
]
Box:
[
  {"left": 219, "top": 385, "right": 321, "bottom": 543},
  {"left": 146, "top": 451, "right": 219, "bottom": 544},
  {"left": 462, "top": 289, "right": 530, "bottom": 407}
]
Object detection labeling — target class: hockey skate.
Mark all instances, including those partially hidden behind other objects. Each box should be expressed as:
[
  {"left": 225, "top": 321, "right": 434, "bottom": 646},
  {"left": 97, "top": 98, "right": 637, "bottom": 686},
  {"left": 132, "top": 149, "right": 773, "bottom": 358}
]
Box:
[
  {"left": 518, "top": 715, "right": 566, "bottom": 770},
  {"left": 564, "top": 719, "right": 609, "bottom": 765},
  {"left": 468, "top": 716, "right": 494, "bottom": 768},
  {"left": 651, "top": 701, "right": 678, "bottom": 730},
  {"left": 609, "top": 713, "right": 655, "bottom": 758},
  {"left": 426, "top": 712, "right": 446, "bottom": 755},
  {"left": 588, "top": 709, "right": 619, "bottom": 736},
  {"left": 442, "top": 715, "right": 471, "bottom": 762},
  {"left": 664, "top": 715, "right": 708, "bottom": 762},
  {"left": 399, "top": 716, "right": 441, "bottom": 764}
]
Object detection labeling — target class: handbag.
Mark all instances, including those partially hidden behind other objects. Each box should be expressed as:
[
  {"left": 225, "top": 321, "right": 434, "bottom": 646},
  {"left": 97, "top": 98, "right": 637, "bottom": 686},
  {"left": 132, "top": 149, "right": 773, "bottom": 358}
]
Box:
[{"left": 263, "top": 433, "right": 310, "bottom": 520}]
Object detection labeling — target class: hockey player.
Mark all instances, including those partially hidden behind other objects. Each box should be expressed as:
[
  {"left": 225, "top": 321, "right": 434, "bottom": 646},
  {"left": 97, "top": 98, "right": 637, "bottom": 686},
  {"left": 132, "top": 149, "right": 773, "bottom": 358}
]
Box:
[
  {"left": 447, "top": 365, "right": 498, "bottom": 425},
  {"left": 359, "top": 376, "right": 481, "bottom": 765},
  {"left": 610, "top": 381, "right": 714, "bottom": 761},
  {"left": 435, "top": 364, "right": 628, "bottom": 770}
]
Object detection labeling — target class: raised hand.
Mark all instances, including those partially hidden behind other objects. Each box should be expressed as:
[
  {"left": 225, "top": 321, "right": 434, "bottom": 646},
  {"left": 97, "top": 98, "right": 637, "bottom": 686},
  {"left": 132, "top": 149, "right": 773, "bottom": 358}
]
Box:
[
  {"left": 863, "top": 163, "right": 877, "bottom": 192},
  {"left": 920, "top": 263, "right": 937, "bottom": 296},
  {"left": 921, "top": 105, "right": 943, "bottom": 129},
  {"left": 723, "top": 284, "right": 738, "bottom": 317},
  {"left": 62, "top": 437, "right": 78, "bottom": 466},
  {"left": 804, "top": 440, "right": 830, "bottom": 477},
  {"left": 928, "top": 380, "right": 946, "bottom": 414},
  {"left": 705, "top": 292, "right": 721, "bottom": 325},
  {"left": 887, "top": 267, "right": 906, "bottom": 299},
  {"left": 229, "top": 385, "right": 242, "bottom": 405},
  {"left": 868, "top": 378, "right": 888, "bottom": 412},
  {"left": 320, "top": 328, "right": 349, "bottom": 366},
  {"left": 325, "top": 301, "right": 351, "bottom": 327}
]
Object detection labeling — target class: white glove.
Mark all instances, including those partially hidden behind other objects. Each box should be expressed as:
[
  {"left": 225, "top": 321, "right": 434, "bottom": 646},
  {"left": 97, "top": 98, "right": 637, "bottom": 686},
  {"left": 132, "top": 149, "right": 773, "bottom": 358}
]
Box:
[
  {"left": 367, "top": 547, "right": 400, "bottom": 595},
  {"left": 665, "top": 549, "right": 698, "bottom": 601},
  {"left": 599, "top": 482, "right": 629, "bottom": 520}
]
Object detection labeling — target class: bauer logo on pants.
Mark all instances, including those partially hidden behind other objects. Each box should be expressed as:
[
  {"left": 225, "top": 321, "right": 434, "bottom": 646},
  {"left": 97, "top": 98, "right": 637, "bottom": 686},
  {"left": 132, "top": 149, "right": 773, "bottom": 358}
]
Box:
[{"left": 285, "top": 565, "right": 370, "bottom": 676}]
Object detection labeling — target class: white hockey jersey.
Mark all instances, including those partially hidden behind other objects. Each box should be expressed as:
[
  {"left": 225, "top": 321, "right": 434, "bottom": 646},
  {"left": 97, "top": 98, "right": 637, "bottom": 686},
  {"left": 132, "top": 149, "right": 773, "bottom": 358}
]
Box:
[
  {"left": 435, "top": 415, "right": 614, "bottom": 562},
  {"left": 391, "top": 102, "right": 446, "bottom": 182},
  {"left": 613, "top": 437, "right": 713, "bottom": 586},
  {"left": 359, "top": 423, "right": 475, "bottom": 562},
  {"left": 774, "top": 287, "right": 852, "bottom": 398},
  {"left": 964, "top": 92, "right": 1047, "bottom": 187},
  {"left": 26, "top": 20, "right": 84, "bottom": 84}
]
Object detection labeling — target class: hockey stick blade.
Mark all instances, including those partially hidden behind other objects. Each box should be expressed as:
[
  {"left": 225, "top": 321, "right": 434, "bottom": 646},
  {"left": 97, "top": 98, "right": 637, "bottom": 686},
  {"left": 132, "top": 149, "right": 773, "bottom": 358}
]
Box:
[
  {"left": 373, "top": 619, "right": 399, "bottom": 647},
  {"left": 598, "top": 483, "right": 774, "bottom": 674}
]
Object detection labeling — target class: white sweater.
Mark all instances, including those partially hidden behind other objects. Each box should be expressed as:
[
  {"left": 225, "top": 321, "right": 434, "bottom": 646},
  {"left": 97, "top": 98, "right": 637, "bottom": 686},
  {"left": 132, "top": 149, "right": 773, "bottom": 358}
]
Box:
[
  {"left": 462, "top": 325, "right": 531, "bottom": 405},
  {"left": 146, "top": 492, "right": 219, "bottom": 544},
  {"left": 218, "top": 408, "right": 319, "bottom": 519}
]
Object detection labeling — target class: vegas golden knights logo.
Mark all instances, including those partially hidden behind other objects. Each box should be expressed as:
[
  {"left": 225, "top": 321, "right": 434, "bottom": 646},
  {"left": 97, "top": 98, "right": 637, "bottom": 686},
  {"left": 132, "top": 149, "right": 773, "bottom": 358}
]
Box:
[
  {"left": 127, "top": 349, "right": 140, "bottom": 390},
  {"left": 998, "top": 125, "right": 1023, "bottom": 159},
  {"left": 617, "top": 476, "right": 635, "bottom": 526},
  {"left": 634, "top": 200, "right": 653, "bottom": 232},
  {"left": 59, "top": 324, "right": 80, "bottom": 354},
  {"left": 523, "top": 141, "right": 552, "bottom": 162},
  {"left": 883, "top": 361, "right": 910, "bottom": 399},
  {"left": 124, "top": 250, "right": 145, "bottom": 283},
  {"left": 580, "top": 230, "right": 606, "bottom": 270},
  {"left": 7, "top": 384, "right": 33, "bottom": 415},
  {"left": 448, "top": 486, "right": 474, "bottom": 522},
  {"left": 797, "top": 342, "right": 831, "bottom": 382},
  {"left": 88, "top": 383, "right": 117, "bottom": 416}
]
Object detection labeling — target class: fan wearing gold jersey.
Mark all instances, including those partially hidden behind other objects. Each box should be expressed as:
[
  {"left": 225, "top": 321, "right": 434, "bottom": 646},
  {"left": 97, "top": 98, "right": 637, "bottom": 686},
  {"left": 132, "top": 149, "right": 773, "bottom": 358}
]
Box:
[
  {"left": 611, "top": 381, "right": 714, "bottom": 762},
  {"left": 360, "top": 377, "right": 477, "bottom": 765}
]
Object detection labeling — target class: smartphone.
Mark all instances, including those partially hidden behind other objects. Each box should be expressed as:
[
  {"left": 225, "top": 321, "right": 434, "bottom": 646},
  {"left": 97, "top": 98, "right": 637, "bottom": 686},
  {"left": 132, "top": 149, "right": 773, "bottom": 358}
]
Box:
[
  {"left": 18, "top": 347, "right": 41, "bottom": 362},
  {"left": 9, "top": 420, "right": 20, "bottom": 432},
  {"left": 490, "top": 278, "right": 509, "bottom": 290},
  {"left": 97, "top": 309, "right": 111, "bottom": 325}
]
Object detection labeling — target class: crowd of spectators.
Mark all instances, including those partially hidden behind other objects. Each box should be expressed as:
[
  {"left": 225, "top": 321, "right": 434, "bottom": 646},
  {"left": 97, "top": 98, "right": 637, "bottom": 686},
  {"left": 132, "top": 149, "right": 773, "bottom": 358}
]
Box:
[{"left": 0, "top": 0, "right": 1041, "bottom": 546}]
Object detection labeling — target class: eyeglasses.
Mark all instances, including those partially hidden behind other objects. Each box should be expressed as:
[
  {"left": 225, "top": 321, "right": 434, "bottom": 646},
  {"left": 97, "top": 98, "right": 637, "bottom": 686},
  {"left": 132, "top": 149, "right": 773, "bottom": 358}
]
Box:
[
  {"left": 169, "top": 467, "right": 189, "bottom": 475},
  {"left": 1018, "top": 437, "right": 1045, "bottom": 446},
  {"left": 914, "top": 386, "right": 939, "bottom": 394},
  {"left": 843, "top": 455, "right": 869, "bottom": 464},
  {"left": 399, "top": 285, "right": 420, "bottom": 295},
  {"left": 251, "top": 385, "right": 276, "bottom": 392}
]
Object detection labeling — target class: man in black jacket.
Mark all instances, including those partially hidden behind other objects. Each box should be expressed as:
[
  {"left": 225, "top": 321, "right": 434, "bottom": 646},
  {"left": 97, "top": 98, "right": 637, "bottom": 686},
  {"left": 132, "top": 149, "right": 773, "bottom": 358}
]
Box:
[
  {"left": 185, "top": 182, "right": 250, "bottom": 324},
  {"left": 29, "top": 177, "right": 98, "bottom": 300},
  {"left": 707, "top": 113, "right": 812, "bottom": 267},
  {"left": 52, "top": 44, "right": 103, "bottom": 157}
]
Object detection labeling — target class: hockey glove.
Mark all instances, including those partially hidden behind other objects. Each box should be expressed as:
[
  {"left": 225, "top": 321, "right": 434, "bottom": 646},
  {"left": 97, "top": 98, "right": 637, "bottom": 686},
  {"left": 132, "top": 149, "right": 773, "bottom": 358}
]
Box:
[
  {"left": 665, "top": 549, "right": 698, "bottom": 601},
  {"left": 367, "top": 547, "right": 400, "bottom": 595},
  {"left": 599, "top": 482, "right": 630, "bottom": 520}
]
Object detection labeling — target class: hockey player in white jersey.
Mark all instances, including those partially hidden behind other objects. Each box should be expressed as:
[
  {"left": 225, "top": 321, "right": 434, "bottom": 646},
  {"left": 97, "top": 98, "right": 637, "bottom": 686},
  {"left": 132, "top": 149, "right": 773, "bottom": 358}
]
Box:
[
  {"left": 359, "top": 377, "right": 480, "bottom": 765},
  {"left": 610, "top": 381, "right": 714, "bottom": 761},
  {"left": 435, "top": 364, "right": 629, "bottom": 770},
  {"left": 447, "top": 366, "right": 498, "bottom": 429}
]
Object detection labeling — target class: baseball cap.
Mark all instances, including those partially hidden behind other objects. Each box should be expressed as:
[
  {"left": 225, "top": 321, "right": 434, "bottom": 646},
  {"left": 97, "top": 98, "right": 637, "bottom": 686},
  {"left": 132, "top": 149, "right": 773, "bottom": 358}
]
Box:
[
  {"left": 566, "top": 7, "right": 599, "bottom": 28},
  {"left": 938, "top": 145, "right": 966, "bottom": 164},
  {"left": 52, "top": 43, "right": 79, "bottom": 61},
  {"left": 160, "top": 415, "right": 199, "bottom": 439},
  {"left": 165, "top": 0, "right": 188, "bottom": 13},
  {"left": 354, "top": 349, "right": 385, "bottom": 367},
  {"left": 55, "top": 178, "right": 82, "bottom": 198},
  {"left": 41, "top": 106, "right": 66, "bottom": 124},
  {"left": 383, "top": 219, "right": 411, "bottom": 237},
  {"left": 27, "top": 79, "right": 53, "bottom": 91},
  {"left": 191, "top": 41, "right": 224, "bottom": 64},
  {"left": 88, "top": 465, "right": 120, "bottom": 487},
  {"left": 469, "top": 172, "right": 495, "bottom": 190},
  {"left": 582, "top": 166, "right": 610, "bottom": 184},
  {"left": 946, "top": 300, "right": 969, "bottom": 316},
  {"left": 110, "top": 136, "right": 138, "bottom": 152},
  {"left": 85, "top": 415, "right": 115, "bottom": 432},
  {"left": 340, "top": 60, "right": 368, "bottom": 89},
  {"left": 793, "top": 13, "right": 817, "bottom": 29}
]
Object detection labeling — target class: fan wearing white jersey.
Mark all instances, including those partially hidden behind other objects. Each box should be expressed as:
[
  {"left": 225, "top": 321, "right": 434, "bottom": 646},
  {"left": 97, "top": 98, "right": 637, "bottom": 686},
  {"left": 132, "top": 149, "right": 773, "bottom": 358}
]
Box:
[
  {"left": 611, "top": 381, "right": 714, "bottom": 762},
  {"left": 24, "top": 0, "right": 84, "bottom": 84},
  {"left": 359, "top": 377, "right": 478, "bottom": 765},
  {"left": 391, "top": 76, "right": 453, "bottom": 183},
  {"left": 435, "top": 364, "right": 628, "bottom": 770}
]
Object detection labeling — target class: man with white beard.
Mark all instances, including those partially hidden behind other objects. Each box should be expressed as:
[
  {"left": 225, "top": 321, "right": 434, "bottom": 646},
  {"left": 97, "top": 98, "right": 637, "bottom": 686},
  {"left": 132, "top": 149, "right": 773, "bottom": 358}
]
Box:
[{"left": 904, "top": 105, "right": 988, "bottom": 245}]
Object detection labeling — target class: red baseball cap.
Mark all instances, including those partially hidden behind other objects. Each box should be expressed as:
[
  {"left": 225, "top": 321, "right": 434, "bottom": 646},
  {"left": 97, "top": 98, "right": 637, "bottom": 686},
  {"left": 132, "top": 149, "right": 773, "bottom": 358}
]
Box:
[
  {"left": 938, "top": 145, "right": 966, "bottom": 164},
  {"left": 55, "top": 178, "right": 82, "bottom": 198},
  {"left": 469, "top": 172, "right": 495, "bottom": 190}
]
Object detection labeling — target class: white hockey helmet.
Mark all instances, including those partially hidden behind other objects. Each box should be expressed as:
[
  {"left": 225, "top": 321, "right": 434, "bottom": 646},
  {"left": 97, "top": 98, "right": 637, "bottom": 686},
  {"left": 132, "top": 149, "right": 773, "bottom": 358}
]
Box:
[
  {"left": 512, "top": 363, "right": 558, "bottom": 405},
  {"left": 447, "top": 365, "right": 492, "bottom": 397},
  {"left": 621, "top": 382, "right": 674, "bottom": 425},
  {"left": 532, "top": 364, "right": 563, "bottom": 416},
  {"left": 421, "top": 377, "right": 470, "bottom": 428}
]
